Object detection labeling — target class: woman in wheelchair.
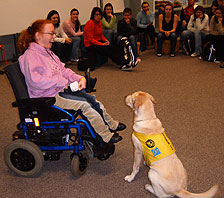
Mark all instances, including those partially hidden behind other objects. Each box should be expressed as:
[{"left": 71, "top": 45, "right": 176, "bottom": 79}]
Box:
[{"left": 17, "top": 19, "right": 126, "bottom": 145}]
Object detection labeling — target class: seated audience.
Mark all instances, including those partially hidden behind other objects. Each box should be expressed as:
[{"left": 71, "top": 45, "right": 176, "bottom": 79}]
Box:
[
  {"left": 17, "top": 19, "right": 126, "bottom": 144},
  {"left": 83, "top": 7, "right": 137, "bottom": 71},
  {"left": 136, "top": 1, "right": 156, "bottom": 47},
  {"left": 117, "top": 8, "right": 141, "bottom": 64},
  {"left": 157, "top": 3, "right": 178, "bottom": 57},
  {"left": 102, "top": 3, "right": 117, "bottom": 43},
  {"left": 47, "top": 10, "right": 72, "bottom": 63},
  {"left": 181, "top": 6, "right": 209, "bottom": 57},
  {"left": 179, "top": 0, "right": 197, "bottom": 32},
  {"left": 207, "top": 6, "right": 224, "bottom": 68},
  {"left": 62, "top": 8, "right": 83, "bottom": 62}
]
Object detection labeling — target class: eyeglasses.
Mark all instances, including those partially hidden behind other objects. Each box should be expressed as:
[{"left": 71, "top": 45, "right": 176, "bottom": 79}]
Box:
[
  {"left": 95, "top": 14, "right": 101, "bottom": 16},
  {"left": 41, "top": 32, "right": 56, "bottom": 36}
]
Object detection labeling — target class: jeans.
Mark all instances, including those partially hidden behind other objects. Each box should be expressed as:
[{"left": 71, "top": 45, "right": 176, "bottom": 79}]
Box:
[
  {"left": 70, "top": 36, "right": 81, "bottom": 60},
  {"left": 117, "top": 35, "right": 139, "bottom": 59},
  {"left": 157, "top": 32, "right": 177, "bottom": 54},
  {"left": 103, "top": 29, "right": 117, "bottom": 43},
  {"left": 181, "top": 30, "right": 208, "bottom": 55}
]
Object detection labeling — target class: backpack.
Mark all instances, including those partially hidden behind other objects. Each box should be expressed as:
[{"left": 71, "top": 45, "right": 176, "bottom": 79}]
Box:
[
  {"left": 119, "top": 37, "right": 135, "bottom": 64},
  {"left": 202, "top": 42, "right": 216, "bottom": 62},
  {"left": 137, "top": 32, "right": 149, "bottom": 52}
]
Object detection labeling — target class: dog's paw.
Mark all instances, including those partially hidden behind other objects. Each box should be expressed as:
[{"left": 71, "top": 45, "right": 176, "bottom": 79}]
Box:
[
  {"left": 145, "top": 184, "right": 154, "bottom": 193},
  {"left": 124, "top": 175, "right": 134, "bottom": 182}
]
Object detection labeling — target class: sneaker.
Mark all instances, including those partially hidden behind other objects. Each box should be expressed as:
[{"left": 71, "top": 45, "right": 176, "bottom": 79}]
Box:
[
  {"left": 70, "top": 58, "right": 79, "bottom": 62},
  {"left": 199, "top": 56, "right": 202, "bottom": 60},
  {"left": 157, "top": 53, "right": 162, "bottom": 57},
  {"left": 134, "top": 58, "right": 141, "bottom": 66},
  {"left": 220, "top": 62, "right": 224, "bottom": 68},
  {"left": 121, "top": 65, "right": 133, "bottom": 71},
  {"left": 170, "top": 53, "right": 175, "bottom": 57},
  {"left": 215, "top": 60, "right": 221, "bottom": 64},
  {"left": 191, "top": 52, "right": 200, "bottom": 57}
]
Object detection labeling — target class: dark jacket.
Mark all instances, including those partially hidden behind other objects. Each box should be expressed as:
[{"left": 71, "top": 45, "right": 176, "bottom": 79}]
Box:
[{"left": 117, "top": 17, "right": 137, "bottom": 37}]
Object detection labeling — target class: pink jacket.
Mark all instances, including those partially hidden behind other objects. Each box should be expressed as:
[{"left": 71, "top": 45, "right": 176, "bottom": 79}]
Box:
[
  {"left": 19, "top": 42, "right": 83, "bottom": 98},
  {"left": 62, "top": 18, "right": 83, "bottom": 37}
]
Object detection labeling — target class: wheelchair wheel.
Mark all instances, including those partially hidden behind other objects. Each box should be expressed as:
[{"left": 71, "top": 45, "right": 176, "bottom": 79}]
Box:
[
  {"left": 4, "top": 139, "right": 44, "bottom": 177},
  {"left": 70, "top": 150, "right": 89, "bottom": 177}
]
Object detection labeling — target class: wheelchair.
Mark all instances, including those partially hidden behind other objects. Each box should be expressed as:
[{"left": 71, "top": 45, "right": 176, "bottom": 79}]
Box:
[{"left": 1, "top": 62, "right": 115, "bottom": 177}]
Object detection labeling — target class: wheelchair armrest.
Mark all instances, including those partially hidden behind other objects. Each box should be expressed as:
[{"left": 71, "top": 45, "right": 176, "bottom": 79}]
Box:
[{"left": 13, "top": 97, "right": 56, "bottom": 107}]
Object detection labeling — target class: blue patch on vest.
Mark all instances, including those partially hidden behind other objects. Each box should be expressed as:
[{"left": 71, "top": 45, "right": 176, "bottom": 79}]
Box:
[{"left": 151, "top": 147, "right": 161, "bottom": 157}]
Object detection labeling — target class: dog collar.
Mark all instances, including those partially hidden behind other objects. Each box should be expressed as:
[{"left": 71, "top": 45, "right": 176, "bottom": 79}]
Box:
[{"left": 133, "top": 131, "right": 175, "bottom": 166}]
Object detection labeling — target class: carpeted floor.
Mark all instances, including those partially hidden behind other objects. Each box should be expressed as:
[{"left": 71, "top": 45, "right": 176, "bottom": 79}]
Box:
[{"left": 0, "top": 49, "right": 223, "bottom": 198}]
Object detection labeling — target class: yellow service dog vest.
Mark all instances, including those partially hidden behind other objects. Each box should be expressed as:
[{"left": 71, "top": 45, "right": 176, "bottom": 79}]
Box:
[{"left": 133, "top": 131, "right": 175, "bottom": 166}]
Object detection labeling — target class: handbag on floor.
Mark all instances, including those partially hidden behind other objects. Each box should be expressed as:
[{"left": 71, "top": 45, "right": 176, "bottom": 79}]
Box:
[{"left": 202, "top": 42, "right": 216, "bottom": 62}]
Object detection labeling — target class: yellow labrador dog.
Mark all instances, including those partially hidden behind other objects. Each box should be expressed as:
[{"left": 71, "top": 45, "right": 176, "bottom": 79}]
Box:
[{"left": 124, "top": 91, "right": 218, "bottom": 198}]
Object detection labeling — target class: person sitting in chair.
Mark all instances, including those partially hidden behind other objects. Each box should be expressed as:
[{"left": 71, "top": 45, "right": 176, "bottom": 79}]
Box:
[{"left": 17, "top": 19, "right": 126, "bottom": 144}]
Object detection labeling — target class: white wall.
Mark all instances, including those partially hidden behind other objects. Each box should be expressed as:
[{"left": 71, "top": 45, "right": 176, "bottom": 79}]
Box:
[{"left": 0, "top": 0, "right": 98, "bottom": 36}]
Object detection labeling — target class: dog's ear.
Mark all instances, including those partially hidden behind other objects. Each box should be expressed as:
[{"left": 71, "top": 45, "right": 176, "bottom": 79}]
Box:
[
  {"left": 149, "top": 95, "right": 156, "bottom": 104},
  {"left": 133, "top": 92, "right": 147, "bottom": 109}
]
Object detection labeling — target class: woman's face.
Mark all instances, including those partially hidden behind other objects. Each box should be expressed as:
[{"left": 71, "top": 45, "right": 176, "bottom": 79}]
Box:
[
  {"left": 50, "top": 14, "right": 59, "bottom": 25},
  {"left": 142, "top": 3, "right": 149, "bottom": 12},
  {"left": 195, "top": 10, "right": 203, "bottom": 18},
  {"left": 188, "top": 0, "right": 195, "bottom": 6},
  {"left": 215, "top": 9, "right": 223, "bottom": 18},
  {"left": 36, "top": 23, "right": 56, "bottom": 49},
  {"left": 94, "top": 11, "right": 102, "bottom": 21},
  {"left": 165, "top": 5, "right": 172, "bottom": 15},
  {"left": 105, "top": 6, "right": 112, "bottom": 15},
  {"left": 71, "top": 11, "right": 79, "bottom": 23}
]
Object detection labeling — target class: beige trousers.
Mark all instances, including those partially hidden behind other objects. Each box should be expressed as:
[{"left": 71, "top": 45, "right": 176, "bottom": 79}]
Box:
[{"left": 55, "top": 94, "right": 118, "bottom": 143}]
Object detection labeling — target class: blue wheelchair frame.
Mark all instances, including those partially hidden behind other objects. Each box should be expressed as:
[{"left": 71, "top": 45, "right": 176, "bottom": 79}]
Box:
[{"left": 21, "top": 105, "right": 96, "bottom": 153}]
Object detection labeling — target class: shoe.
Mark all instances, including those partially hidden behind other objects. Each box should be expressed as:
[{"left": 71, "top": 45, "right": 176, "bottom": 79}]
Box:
[
  {"left": 108, "top": 134, "right": 123, "bottom": 144},
  {"left": 215, "top": 60, "right": 221, "bottom": 64},
  {"left": 70, "top": 58, "right": 79, "bottom": 62},
  {"left": 121, "top": 65, "right": 133, "bottom": 71},
  {"left": 157, "top": 53, "right": 162, "bottom": 57},
  {"left": 220, "top": 62, "right": 224, "bottom": 68},
  {"left": 191, "top": 52, "right": 200, "bottom": 57},
  {"left": 170, "top": 53, "right": 175, "bottom": 57},
  {"left": 134, "top": 57, "right": 141, "bottom": 66},
  {"left": 110, "top": 122, "right": 126, "bottom": 132},
  {"left": 199, "top": 56, "right": 202, "bottom": 60}
]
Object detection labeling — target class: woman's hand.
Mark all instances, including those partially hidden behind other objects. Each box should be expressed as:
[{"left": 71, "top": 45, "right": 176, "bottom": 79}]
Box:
[
  {"left": 218, "top": 17, "right": 223, "bottom": 24},
  {"left": 65, "top": 38, "right": 72, "bottom": 44},
  {"left": 108, "top": 13, "right": 113, "bottom": 18},
  {"left": 78, "top": 77, "right": 86, "bottom": 90},
  {"left": 165, "top": 31, "right": 170, "bottom": 37},
  {"left": 103, "top": 40, "right": 110, "bottom": 46}
]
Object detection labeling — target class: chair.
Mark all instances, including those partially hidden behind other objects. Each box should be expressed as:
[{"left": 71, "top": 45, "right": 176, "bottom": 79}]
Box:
[
  {"left": 1, "top": 62, "right": 115, "bottom": 177},
  {"left": 0, "top": 43, "right": 7, "bottom": 65}
]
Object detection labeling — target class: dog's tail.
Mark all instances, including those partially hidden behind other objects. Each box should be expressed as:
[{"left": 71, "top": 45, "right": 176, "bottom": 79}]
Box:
[{"left": 174, "top": 185, "right": 218, "bottom": 198}]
